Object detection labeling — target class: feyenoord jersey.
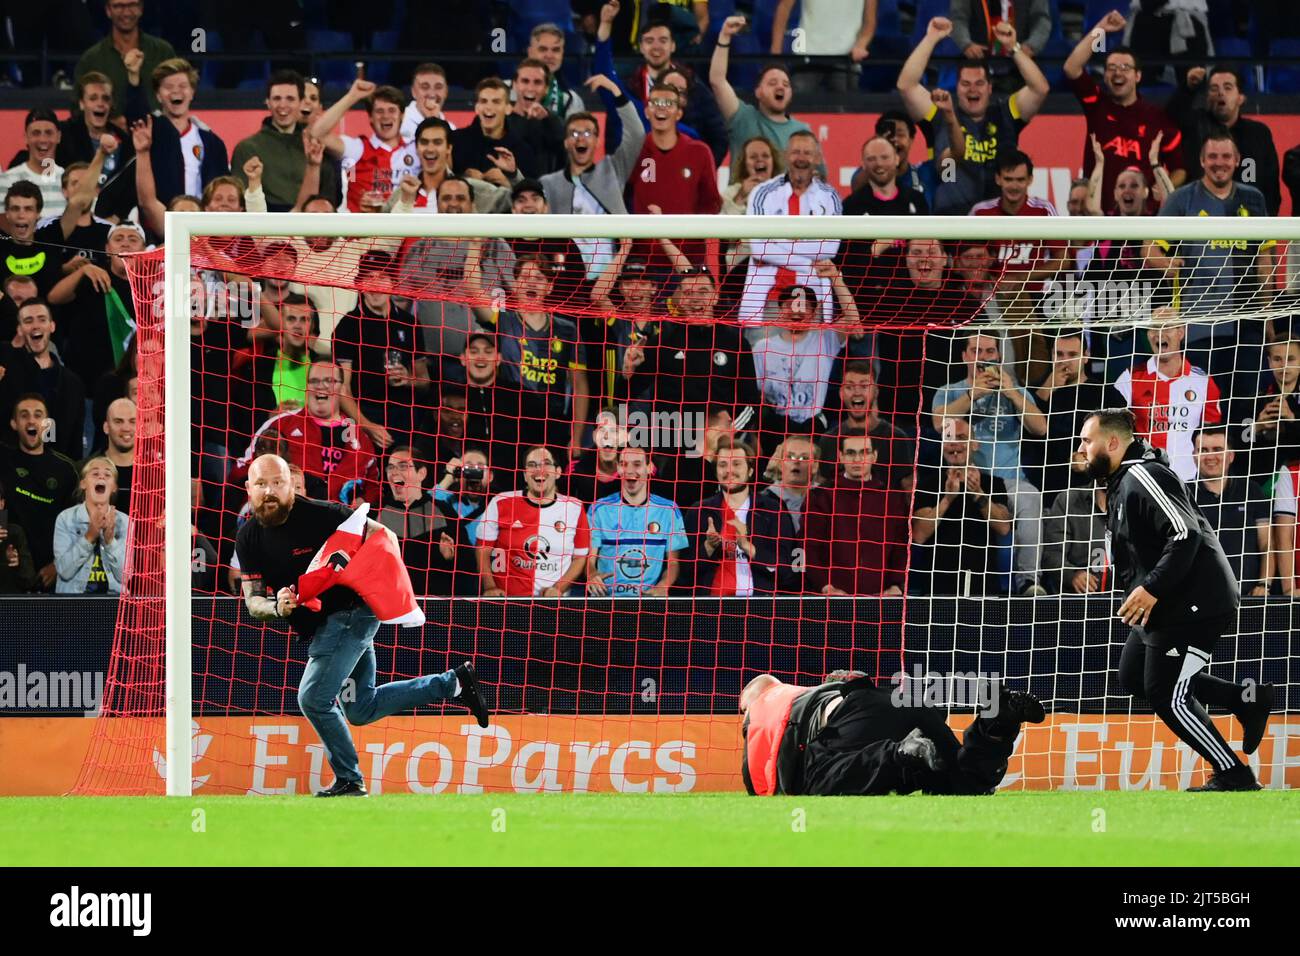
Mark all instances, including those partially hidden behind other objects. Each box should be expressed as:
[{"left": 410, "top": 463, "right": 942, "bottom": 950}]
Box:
[
  {"left": 588, "top": 493, "right": 689, "bottom": 596},
  {"left": 340, "top": 133, "right": 419, "bottom": 212},
  {"left": 1114, "top": 356, "right": 1222, "bottom": 481},
  {"left": 969, "top": 196, "right": 1064, "bottom": 274},
  {"left": 479, "top": 492, "right": 591, "bottom": 596}
]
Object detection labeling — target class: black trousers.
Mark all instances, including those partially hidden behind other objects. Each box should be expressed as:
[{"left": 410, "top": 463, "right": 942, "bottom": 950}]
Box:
[
  {"left": 1117, "top": 622, "right": 1244, "bottom": 773},
  {"left": 800, "top": 684, "right": 1019, "bottom": 796}
]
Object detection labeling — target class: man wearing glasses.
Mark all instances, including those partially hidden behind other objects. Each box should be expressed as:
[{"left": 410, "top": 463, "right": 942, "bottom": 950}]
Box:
[
  {"left": 1065, "top": 9, "right": 1185, "bottom": 212},
  {"left": 477, "top": 446, "right": 590, "bottom": 597}
]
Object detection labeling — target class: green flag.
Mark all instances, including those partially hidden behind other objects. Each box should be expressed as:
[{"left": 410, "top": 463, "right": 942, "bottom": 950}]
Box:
[{"left": 104, "top": 286, "right": 135, "bottom": 366}]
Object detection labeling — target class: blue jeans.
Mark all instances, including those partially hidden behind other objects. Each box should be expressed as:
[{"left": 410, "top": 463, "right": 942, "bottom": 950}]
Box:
[{"left": 298, "top": 606, "right": 458, "bottom": 785}]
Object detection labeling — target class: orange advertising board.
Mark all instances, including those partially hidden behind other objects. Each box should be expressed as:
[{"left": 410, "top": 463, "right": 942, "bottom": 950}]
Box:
[{"left": 2, "top": 714, "right": 1297, "bottom": 796}]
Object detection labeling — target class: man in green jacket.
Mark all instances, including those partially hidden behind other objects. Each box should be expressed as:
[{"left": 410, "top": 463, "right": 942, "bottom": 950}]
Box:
[
  {"left": 75, "top": 0, "right": 176, "bottom": 115},
  {"left": 231, "top": 70, "right": 340, "bottom": 212}
]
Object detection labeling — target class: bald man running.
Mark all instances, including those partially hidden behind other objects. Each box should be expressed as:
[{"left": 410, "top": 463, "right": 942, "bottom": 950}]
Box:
[
  {"left": 236, "top": 454, "right": 489, "bottom": 797},
  {"left": 740, "top": 670, "right": 1045, "bottom": 797}
]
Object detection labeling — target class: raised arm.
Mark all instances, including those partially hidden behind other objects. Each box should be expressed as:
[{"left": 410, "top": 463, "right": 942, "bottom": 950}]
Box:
[
  {"left": 998, "top": 22, "right": 1050, "bottom": 121},
  {"left": 131, "top": 117, "right": 167, "bottom": 236},
  {"left": 710, "top": 16, "right": 747, "bottom": 120},
  {"left": 56, "top": 134, "right": 116, "bottom": 239},
  {"left": 771, "top": 0, "right": 795, "bottom": 55},
  {"left": 897, "top": 17, "right": 952, "bottom": 121},
  {"left": 851, "top": 0, "right": 877, "bottom": 62},
  {"left": 814, "top": 260, "right": 862, "bottom": 340},
  {"left": 311, "top": 78, "right": 375, "bottom": 157},
  {"left": 1066, "top": 10, "right": 1127, "bottom": 80},
  {"left": 291, "top": 131, "right": 325, "bottom": 212},
  {"left": 1087, "top": 134, "right": 1106, "bottom": 215}
]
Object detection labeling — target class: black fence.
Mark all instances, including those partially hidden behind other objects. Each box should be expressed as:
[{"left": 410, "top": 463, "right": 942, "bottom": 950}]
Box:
[{"left": 1, "top": 596, "right": 1294, "bottom": 717}]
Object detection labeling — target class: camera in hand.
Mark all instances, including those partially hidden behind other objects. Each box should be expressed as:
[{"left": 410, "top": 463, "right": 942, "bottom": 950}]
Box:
[{"left": 453, "top": 466, "right": 485, "bottom": 483}]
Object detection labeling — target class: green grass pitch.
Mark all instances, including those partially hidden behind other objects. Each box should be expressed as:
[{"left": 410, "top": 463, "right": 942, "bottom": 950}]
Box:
[{"left": 2, "top": 792, "right": 1297, "bottom": 866}]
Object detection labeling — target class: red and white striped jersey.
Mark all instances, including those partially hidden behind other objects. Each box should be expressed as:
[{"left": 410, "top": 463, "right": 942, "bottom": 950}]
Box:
[
  {"left": 340, "top": 133, "right": 419, "bottom": 212},
  {"left": 1114, "top": 356, "right": 1223, "bottom": 481},
  {"left": 969, "top": 196, "right": 1064, "bottom": 274},
  {"left": 478, "top": 492, "right": 591, "bottom": 596}
]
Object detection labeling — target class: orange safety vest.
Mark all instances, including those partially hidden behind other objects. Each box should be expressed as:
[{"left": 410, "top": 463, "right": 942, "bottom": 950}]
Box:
[{"left": 744, "top": 682, "right": 813, "bottom": 796}]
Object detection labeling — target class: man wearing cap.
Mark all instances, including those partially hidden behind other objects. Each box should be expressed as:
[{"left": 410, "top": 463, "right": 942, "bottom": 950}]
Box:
[{"left": 506, "top": 178, "right": 591, "bottom": 306}]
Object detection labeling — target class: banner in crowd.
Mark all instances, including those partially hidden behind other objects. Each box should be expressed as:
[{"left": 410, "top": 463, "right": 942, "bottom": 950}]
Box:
[
  {"left": 3, "top": 110, "right": 1296, "bottom": 215},
  {"left": 2, "top": 714, "right": 1296, "bottom": 795}
]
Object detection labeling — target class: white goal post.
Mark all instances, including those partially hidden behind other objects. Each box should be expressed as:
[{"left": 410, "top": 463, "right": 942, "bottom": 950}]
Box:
[{"left": 160, "top": 211, "right": 1300, "bottom": 796}]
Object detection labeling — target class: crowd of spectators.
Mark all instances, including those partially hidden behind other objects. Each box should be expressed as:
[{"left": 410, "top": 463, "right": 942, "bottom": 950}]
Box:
[{"left": 1, "top": 2, "right": 1299, "bottom": 601}]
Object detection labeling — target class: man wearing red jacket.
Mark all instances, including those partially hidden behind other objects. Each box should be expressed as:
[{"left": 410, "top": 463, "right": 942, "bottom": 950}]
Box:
[
  {"left": 740, "top": 671, "right": 1044, "bottom": 797},
  {"left": 233, "top": 359, "right": 380, "bottom": 507},
  {"left": 805, "top": 431, "right": 910, "bottom": 595}
]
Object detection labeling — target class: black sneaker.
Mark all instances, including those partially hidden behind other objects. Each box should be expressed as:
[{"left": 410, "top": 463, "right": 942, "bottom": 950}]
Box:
[
  {"left": 1188, "top": 764, "right": 1261, "bottom": 792},
  {"left": 1240, "top": 683, "right": 1275, "bottom": 756},
  {"left": 455, "top": 661, "right": 490, "bottom": 729},
  {"left": 315, "top": 779, "right": 368, "bottom": 798},
  {"left": 896, "top": 728, "right": 941, "bottom": 771},
  {"left": 1000, "top": 689, "right": 1046, "bottom": 725}
]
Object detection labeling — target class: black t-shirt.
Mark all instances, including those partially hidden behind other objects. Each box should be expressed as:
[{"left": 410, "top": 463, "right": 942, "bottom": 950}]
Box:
[
  {"left": 1192, "top": 477, "right": 1269, "bottom": 592},
  {"left": 113, "top": 462, "right": 133, "bottom": 517},
  {"left": 56, "top": 267, "right": 135, "bottom": 388},
  {"left": 332, "top": 303, "right": 425, "bottom": 437},
  {"left": 913, "top": 460, "right": 1009, "bottom": 593},
  {"left": 0, "top": 234, "right": 65, "bottom": 296},
  {"left": 234, "top": 496, "right": 362, "bottom": 637},
  {"left": 1226, "top": 385, "right": 1300, "bottom": 484},
  {"left": 842, "top": 185, "right": 929, "bottom": 217},
  {"left": 1022, "top": 378, "right": 1119, "bottom": 499},
  {"left": 35, "top": 218, "right": 112, "bottom": 266},
  {"left": 0, "top": 444, "right": 80, "bottom": 567}
]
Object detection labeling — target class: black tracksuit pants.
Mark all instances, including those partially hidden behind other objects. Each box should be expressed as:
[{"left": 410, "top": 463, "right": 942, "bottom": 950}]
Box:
[
  {"left": 800, "top": 684, "right": 1020, "bottom": 796},
  {"left": 1117, "top": 621, "right": 1245, "bottom": 773}
]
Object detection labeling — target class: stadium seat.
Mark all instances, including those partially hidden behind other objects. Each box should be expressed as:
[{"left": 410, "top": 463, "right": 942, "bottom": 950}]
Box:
[
  {"left": 1081, "top": 0, "right": 1121, "bottom": 50},
  {"left": 307, "top": 29, "right": 360, "bottom": 88},
  {"left": 1266, "top": 39, "right": 1300, "bottom": 94},
  {"left": 1039, "top": 0, "right": 1075, "bottom": 87},
  {"left": 1206, "top": 0, "right": 1239, "bottom": 39},
  {"left": 909, "top": 0, "right": 962, "bottom": 85},
  {"left": 860, "top": 0, "right": 908, "bottom": 91}
]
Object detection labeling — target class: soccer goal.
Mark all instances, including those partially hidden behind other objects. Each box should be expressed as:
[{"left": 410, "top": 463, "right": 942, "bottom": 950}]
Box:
[{"left": 71, "top": 210, "right": 1300, "bottom": 797}]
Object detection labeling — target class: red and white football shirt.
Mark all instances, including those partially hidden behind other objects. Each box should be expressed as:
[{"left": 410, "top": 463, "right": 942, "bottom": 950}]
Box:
[
  {"left": 969, "top": 196, "right": 1065, "bottom": 278},
  {"left": 1114, "top": 356, "right": 1222, "bottom": 480},
  {"left": 340, "top": 133, "right": 419, "bottom": 212},
  {"left": 479, "top": 492, "right": 591, "bottom": 596}
]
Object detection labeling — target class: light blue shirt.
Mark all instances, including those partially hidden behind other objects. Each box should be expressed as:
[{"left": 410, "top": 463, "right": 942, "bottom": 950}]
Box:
[{"left": 932, "top": 379, "right": 1031, "bottom": 482}]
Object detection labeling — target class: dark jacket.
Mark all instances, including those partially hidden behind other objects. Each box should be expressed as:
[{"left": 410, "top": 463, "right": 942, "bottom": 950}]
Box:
[
  {"left": 0, "top": 519, "right": 37, "bottom": 593},
  {"left": 1166, "top": 81, "right": 1282, "bottom": 215},
  {"left": 1105, "top": 440, "right": 1240, "bottom": 634},
  {"left": 686, "top": 487, "right": 804, "bottom": 595},
  {"left": 124, "top": 82, "right": 229, "bottom": 206},
  {"left": 0, "top": 349, "right": 87, "bottom": 461},
  {"left": 55, "top": 115, "right": 137, "bottom": 221}
]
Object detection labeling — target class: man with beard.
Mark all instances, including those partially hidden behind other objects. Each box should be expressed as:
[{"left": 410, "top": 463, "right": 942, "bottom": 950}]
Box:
[
  {"left": 378, "top": 445, "right": 475, "bottom": 596},
  {"left": 0, "top": 394, "right": 79, "bottom": 590},
  {"left": 1077, "top": 408, "right": 1271, "bottom": 791},
  {"left": 233, "top": 359, "right": 380, "bottom": 507},
  {"left": 805, "top": 431, "right": 909, "bottom": 596},
  {"left": 1165, "top": 66, "right": 1280, "bottom": 215},
  {"left": 236, "top": 453, "right": 489, "bottom": 797},
  {"left": 711, "top": 17, "right": 821, "bottom": 171},
  {"left": 897, "top": 18, "right": 1049, "bottom": 215},
  {"left": 1065, "top": 11, "right": 1185, "bottom": 212},
  {"left": 842, "top": 137, "right": 928, "bottom": 217},
  {"left": 739, "top": 132, "right": 843, "bottom": 328}
]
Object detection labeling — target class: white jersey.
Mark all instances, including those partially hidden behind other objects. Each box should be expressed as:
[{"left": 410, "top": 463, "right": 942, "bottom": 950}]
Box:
[{"left": 746, "top": 174, "right": 843, "bottom": 268}]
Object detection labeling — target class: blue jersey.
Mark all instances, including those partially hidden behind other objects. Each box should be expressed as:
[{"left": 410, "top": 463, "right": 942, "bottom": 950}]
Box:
[{"left": 588, "top": 493, "right": 689, "bottom": 596}]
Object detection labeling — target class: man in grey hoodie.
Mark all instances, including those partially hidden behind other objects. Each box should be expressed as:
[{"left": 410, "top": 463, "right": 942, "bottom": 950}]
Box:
[
  {"left": 1039, "top": 481, "right": 1109, "bottom": 595},
  {"left": 540, "top": 74, "right": 644, "bottom": 218}
]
